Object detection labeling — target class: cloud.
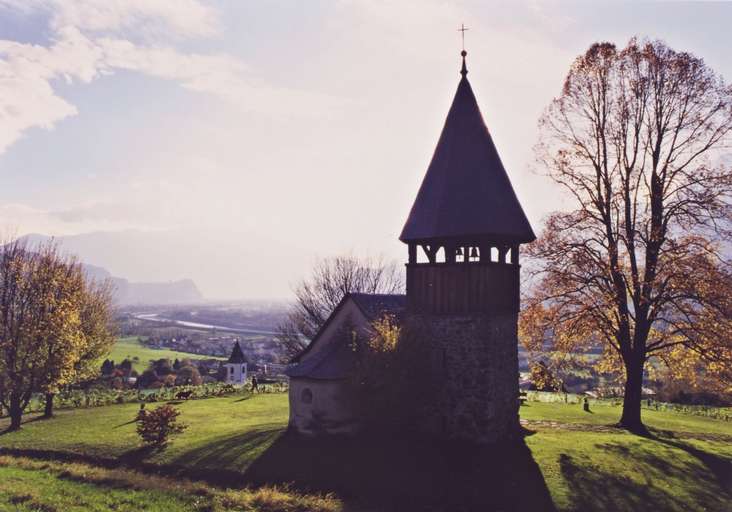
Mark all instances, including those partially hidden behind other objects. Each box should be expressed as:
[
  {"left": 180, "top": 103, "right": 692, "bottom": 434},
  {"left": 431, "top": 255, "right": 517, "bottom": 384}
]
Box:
[
  {"left": 98, "top": 38, "right": 347, "bottom": 115},
  {"left": 0, "top": 1, "right": 344, "bottom": 155},
  {"left": 0, "top": 0, "right": 219, "bottom": 38},
  {"left": 0, "top": 25, "right": 104, "bottom": 153}
]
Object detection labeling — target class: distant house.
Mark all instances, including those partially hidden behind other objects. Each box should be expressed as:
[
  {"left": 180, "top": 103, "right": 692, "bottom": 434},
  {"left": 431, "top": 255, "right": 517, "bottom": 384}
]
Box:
[
  {"left": 286, "top": 293, "right": 406, "bottom": 435},
  {"left": 224, "top": 341, "right": 248, "bottom": 385}
]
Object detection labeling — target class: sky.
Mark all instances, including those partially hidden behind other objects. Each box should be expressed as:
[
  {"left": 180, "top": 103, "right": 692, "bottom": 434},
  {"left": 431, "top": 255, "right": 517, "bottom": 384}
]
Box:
[{"left": 1, "top": 0, "right": 731, "bottom": 299}]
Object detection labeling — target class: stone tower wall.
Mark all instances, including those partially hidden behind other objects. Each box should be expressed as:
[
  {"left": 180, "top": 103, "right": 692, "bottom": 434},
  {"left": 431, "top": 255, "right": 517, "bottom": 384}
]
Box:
[{"left": 409, "top": 312, "right": 520, "bottom": 444}]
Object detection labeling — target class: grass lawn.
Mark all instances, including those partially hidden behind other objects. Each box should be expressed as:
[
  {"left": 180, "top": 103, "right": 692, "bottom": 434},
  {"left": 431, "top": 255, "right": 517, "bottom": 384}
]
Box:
[
  {"left": 107, "top": 336, "right": 224, "bottom": 372},
  {"left": 0, "top": 455, "right": 339, "bottom": 512},
  {"left": 0, "top": 395, "right": 730, "bottom": 511},
  {"left": 0, "top": 457, "right": 200, "bottom": 512}
]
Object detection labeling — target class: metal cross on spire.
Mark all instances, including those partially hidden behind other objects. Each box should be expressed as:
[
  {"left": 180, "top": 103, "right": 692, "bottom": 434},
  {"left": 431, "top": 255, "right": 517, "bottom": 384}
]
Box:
[
  {"left": 458, "top": 23, "right": 469, "bottom": 52},
  {"left": 458, "top": 23, "right": 469, "bottom": 77}
]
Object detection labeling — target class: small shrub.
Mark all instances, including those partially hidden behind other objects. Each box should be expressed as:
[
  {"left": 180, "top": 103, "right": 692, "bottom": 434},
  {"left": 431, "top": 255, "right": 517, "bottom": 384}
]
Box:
[{"left": 136, "top": 404, "right": 187, "bottom": 448}]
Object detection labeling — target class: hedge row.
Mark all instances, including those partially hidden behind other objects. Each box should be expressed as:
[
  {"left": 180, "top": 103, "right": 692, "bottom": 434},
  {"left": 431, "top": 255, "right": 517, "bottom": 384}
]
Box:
[{"left": 1, "top": 381, "right": 289, "bottom": 418}]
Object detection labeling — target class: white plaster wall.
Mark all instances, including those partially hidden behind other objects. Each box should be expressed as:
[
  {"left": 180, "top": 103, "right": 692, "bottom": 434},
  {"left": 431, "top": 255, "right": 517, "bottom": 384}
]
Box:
[
  {"left": 224, "top": 363, "right": 247, "bottom": 384},
  {"left": 288, "top": 378, "right": 357, "bottom": 435}
]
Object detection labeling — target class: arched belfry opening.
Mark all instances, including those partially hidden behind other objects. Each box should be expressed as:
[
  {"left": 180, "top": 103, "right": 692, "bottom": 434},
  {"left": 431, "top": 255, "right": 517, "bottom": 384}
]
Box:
[{"left": 399, "top": 49, "right": 535, "bottom": 442}]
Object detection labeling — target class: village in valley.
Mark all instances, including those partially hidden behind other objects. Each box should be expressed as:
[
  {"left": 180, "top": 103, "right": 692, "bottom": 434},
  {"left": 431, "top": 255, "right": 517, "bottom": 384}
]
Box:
[{"left": 0, "top": 2, "right": 731, "bottom": 512}]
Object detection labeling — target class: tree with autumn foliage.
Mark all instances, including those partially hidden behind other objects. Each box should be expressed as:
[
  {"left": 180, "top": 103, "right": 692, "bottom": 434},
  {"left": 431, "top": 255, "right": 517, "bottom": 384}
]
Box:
[
  {"left": 0, "top": 239, "right": 116, "bottom": 430},
  {"left": 42, "top": 277, "right": 116, "bottom": 418},
  {"left": 523, "top": 39, "right": 732, "bottom": 431}
]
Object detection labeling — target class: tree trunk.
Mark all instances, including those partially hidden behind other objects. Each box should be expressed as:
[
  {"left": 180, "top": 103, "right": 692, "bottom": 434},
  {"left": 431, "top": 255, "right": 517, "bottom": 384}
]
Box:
[
  {"left": 43, "top": 393, "right": 55, "bottom": 418},
  {"left": 8, "top": 395, "right": 23, "bottom": 431},
  {"left": 619, "top": 357, "right": 645, "bottom": 432}
]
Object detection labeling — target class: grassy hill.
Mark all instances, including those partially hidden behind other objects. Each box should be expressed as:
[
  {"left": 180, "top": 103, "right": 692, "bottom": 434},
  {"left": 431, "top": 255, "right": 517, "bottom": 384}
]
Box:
[
  {"left": 0, "top": 395, "right": 730, "bottom": 511},
  {"left": 107, "top": 336, "right": 224, "bottom": 372}
]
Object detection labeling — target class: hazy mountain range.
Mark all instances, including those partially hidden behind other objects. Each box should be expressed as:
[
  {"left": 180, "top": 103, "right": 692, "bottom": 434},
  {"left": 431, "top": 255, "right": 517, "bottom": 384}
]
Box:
[
  {"left": 16, "top": 229, "right": 317, "bottom": 301},
  {"left": 20, "top": 234, "right": 203, "bottom": 305}
]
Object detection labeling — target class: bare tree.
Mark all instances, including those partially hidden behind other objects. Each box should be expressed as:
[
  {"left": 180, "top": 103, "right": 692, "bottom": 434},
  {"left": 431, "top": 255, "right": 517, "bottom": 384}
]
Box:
[
  {"left": 525, "top": 39, "right": 732, "bottom": 431},
  {"left": 277, "top": 254, "right": 404, "bottom": 360}
]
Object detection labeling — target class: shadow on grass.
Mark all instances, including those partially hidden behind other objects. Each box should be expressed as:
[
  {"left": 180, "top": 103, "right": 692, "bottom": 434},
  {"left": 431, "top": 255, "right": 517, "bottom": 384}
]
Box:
[
  {"left": 560, "top": 435, "right": 731, "bottom": 512},
  {"left": 647, "top": 430, "right": 732, "bottom": 498},
  {"left": 169, "top": 426, "right": 283, "bottom": 471},
  {"left": 113, "top": 419, "right": 137, "bottom": 429},
  {"left": 237, "top": 429, "right": 557, "bottom": 512},
  {"left": 1, "top": 426, "right": 557, "bottom": 512}
]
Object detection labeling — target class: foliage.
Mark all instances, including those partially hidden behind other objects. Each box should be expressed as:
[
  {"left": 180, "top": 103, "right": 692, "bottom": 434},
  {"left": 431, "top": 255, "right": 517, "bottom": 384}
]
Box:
[
  {"left": 526, "top": 38, "right": 732, "bottom": 430},
  {"left": 0, "top": 238, "right": 115, "bottom": 429},
  {"left": 347, "top": 315, "right": 436, "bottom": 432},
  {"left": 529, "top": 361, "right": 565, "bottom": 392},
  {"left": 138, "top": 369, "right": 160, "bottom": 388},
  {"left": 0, "top": 382, "right": 252, "bottom": 417},
  {"left": 654, "top": 368, "right": 732, "bottom": 406},
  {"left": 175, "top": 365, "right": 203, "bottom": 386},
  {"left": 277, "top": 254, "right": 404, "bottom": 360},
  {"left": 136, "top": 404, "right": 187, "bottom": 448}
]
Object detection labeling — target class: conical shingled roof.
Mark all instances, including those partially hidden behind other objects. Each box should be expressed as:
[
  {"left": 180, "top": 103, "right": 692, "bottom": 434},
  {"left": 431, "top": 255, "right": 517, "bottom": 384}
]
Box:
[
  {"left": 227, "top": 341, "right": 247, "bottom": 364},
  {"left": 400, "top": 54, "right": 535, "bottom": 244}
]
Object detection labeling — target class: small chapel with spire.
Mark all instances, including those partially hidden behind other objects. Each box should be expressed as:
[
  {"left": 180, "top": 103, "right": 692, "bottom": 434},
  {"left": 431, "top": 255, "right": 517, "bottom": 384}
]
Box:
[
  {"left": 224, "top": 341, "right": 248, "bottom": 385},
  {"left": 286, "top": 45, "right": 534, "bottom": 443}
]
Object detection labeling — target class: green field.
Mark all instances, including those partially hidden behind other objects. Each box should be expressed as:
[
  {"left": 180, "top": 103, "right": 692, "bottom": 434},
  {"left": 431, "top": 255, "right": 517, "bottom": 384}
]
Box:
[
  {"left": 0, "top": 455, "right": 338, "bottom": 512},
  {"left": 107, "top": 336, "right": 224, "bottom": 372},
  {"left": 0, "top": 395, "right": 730, "bottom": 511}
]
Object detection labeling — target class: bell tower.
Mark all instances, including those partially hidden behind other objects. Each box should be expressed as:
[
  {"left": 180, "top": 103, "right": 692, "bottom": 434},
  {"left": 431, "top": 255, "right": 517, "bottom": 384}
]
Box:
[{"left": 400, "top": 50, "right": 535, "bottom": 443}]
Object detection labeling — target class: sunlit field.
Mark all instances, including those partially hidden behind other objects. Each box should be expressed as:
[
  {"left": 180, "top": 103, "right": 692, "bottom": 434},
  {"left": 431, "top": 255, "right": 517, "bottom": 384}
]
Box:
[
  {"left": 1, "top": 394, "right": 729, "bottom": 511},
  {"left": 107, "top": 336, "right": 224, "bottom": 373}
]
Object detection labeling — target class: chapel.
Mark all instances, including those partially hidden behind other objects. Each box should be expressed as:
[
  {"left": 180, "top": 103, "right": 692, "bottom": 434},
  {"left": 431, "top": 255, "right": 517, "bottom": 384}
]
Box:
[
  {"left": 286, "top": 50, "right": 534, "bottom": 443},
  {"left": 224, "top": 341, "right": 249, "bottom": 385}
]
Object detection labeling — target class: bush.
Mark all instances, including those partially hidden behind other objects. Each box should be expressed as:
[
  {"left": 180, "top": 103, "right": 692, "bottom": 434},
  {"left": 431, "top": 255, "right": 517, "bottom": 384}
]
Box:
[
  {"left": 175, "top": 365, "right": 203, "bottom": 386},
  {"left": 136, "top": 404, "right": 187, "bottom": 448},
  {"left": 348, "top": 316, "right": 436, "bottom": 433},
  {"left": 138, "top": 369, "right": 160, "bottom": 388}
]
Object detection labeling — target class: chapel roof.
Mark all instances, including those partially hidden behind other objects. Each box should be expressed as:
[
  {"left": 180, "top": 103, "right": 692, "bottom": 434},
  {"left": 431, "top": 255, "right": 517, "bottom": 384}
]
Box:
[
  {"left": 285, "top": 339, "right": 355, "bottom": 380},
  {"left": 227, "top": 341, "right": 248, "bottom": 364},
  {"left": 286, "top": 293, "right": 406, "bottom": 376},
  {"left": 399, "top": 52, "right": 535, "bottom": 245},
  {"left": 349, "top": 293, "right": 407, "bottom": 321}
]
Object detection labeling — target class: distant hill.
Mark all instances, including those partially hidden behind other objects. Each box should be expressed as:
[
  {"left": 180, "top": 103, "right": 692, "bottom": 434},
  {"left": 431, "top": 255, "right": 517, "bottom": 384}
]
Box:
[
  {"left": 11, "top": 228, "right": 312, "bottom": 300},
  {"left": 18, "top": 234, "right": 204, "bottom": 305}
]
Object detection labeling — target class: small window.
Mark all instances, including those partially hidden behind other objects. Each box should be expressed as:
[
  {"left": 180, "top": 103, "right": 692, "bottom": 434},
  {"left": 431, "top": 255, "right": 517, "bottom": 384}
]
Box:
[
  {"left": 230, "top": 367, "right": 234, "bottom": 375},
  {"left": 301, "top": 388, "right": 313, "bottom": 404}
]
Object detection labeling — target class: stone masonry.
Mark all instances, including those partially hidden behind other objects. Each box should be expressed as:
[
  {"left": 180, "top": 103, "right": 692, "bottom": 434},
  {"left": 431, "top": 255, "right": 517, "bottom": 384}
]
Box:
[{"left": 410, "top": 312, "right": 520, "bottom": 444}]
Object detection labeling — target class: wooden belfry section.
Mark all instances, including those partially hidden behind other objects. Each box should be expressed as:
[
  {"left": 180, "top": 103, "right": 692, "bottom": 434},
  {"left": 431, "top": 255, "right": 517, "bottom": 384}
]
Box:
[{"left": 401, "top": 49, "right": 535, "bottom": 442}]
